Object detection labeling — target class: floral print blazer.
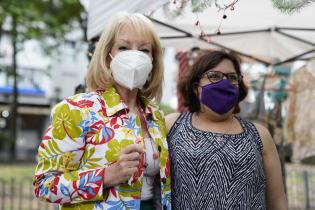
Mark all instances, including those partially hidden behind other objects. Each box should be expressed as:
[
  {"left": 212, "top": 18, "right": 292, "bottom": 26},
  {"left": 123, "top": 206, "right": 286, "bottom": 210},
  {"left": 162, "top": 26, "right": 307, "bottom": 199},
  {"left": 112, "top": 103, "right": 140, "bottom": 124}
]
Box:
[{"left": 33, "top": 86, "right": 171, "bottom": 210}]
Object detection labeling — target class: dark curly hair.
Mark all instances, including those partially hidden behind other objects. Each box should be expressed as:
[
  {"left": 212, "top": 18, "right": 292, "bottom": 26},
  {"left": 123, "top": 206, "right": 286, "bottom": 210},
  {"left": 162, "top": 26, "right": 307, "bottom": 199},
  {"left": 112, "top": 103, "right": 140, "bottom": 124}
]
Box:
[{"left": 178, "top": 50, "right": 248, "bottom": 113}]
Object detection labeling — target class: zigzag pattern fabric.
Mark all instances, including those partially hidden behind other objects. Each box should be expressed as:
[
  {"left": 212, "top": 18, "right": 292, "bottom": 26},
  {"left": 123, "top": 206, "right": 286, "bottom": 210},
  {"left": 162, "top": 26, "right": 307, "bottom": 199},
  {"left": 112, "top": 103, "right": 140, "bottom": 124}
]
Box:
[{"left": 167, "top": 112, "right": 266, "bottom": 210}]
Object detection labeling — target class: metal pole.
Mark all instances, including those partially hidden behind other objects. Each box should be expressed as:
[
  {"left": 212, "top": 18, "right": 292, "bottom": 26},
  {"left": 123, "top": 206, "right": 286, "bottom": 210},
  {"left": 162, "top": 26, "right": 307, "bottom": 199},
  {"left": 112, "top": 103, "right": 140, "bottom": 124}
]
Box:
[
  {"left": 18, "top": 179, "right": 23, "bottom": 210},
  {"left": 150, "top": 17, "right": 271, "bottom": 66},
  {"left": 1, "top": 179, "right": 5, "bottom": 210},
  {"left": 10, "top": 178, "right": 14, "bottom": 210},
  {"left": 277, "top": 101, "right": 287, "bottom": 194},
  {"left": 304, "top": 170, "right": 310, "bottom": 210},
  {"left": 10, "top": 14, "right": 18, "bottom": 161},
  {"left": 275, "top": 29, "right": 315, "bottom": 46},
  {"left": 29, "top": 178, "right": 33, "bottom": 210}
]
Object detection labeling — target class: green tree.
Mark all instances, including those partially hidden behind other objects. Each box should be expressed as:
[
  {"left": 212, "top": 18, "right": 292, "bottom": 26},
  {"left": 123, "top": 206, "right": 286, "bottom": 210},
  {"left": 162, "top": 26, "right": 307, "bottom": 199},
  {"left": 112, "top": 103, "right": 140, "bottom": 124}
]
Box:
[
  {"left": 0, "top": 0, "right": 85, "bottom": 160},
  {"left": 160, "top": 103, "right": 176, "bottom": 115},
  {"left": 0, "top": 0, "right": 86, "bottom": 52}
]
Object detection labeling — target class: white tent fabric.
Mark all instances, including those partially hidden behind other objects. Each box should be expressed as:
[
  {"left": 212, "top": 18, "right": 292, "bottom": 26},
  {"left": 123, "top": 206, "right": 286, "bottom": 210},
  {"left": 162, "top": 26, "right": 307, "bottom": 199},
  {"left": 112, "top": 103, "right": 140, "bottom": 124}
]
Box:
[
  {"left": 87, "top": 0, "right": 168, "bottom": 40},
  {"left": 87, "top": 0, "right": 315, "bottom": 65}
]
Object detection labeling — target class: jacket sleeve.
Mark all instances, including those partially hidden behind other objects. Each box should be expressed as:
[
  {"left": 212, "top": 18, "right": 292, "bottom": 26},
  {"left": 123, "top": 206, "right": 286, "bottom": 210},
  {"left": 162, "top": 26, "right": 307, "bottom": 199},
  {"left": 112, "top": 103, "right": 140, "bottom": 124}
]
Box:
[{"left": 33, "top": 99, "right": 106, "bottom": 204}]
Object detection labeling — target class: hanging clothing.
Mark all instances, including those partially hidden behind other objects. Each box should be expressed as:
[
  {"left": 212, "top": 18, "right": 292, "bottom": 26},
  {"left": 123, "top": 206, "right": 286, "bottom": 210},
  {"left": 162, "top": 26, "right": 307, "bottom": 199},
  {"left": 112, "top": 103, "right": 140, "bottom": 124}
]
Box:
[
  {"left": 284, "top": 65, "right": 315, "bottom": 162},
  {"left": 175, "top": 49, "right": 209, "bottom": 113},
  {"left": 175, "top": 51, "right": 189, "bottom": 113}
]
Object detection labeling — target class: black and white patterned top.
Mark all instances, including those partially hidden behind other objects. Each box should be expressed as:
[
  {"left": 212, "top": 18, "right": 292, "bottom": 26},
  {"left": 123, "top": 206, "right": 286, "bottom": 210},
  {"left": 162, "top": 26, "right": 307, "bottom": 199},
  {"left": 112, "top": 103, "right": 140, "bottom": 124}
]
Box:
[{"left": 167, "top": 112, "right": 266, "bottom": 210}]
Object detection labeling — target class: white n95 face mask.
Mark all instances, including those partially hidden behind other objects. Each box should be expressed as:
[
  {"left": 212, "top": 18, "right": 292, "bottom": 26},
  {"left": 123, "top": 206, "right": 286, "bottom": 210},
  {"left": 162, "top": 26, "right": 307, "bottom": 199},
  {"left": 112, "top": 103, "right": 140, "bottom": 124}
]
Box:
[{"left": 110, "top": 50, "right": 153, "bottom": 90}]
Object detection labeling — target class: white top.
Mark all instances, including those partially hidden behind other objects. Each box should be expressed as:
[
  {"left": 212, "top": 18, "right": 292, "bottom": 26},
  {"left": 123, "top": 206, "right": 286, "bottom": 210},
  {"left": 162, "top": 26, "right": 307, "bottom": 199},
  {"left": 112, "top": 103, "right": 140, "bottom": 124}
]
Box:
[{"left": 141, "top": 137, "right": 160, "bottom": 200}]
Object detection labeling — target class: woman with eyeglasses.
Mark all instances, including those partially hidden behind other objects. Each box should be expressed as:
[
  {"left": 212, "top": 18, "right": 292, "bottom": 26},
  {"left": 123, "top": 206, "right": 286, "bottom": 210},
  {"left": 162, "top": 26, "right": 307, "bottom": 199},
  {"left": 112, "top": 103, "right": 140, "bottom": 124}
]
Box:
[{"left": 165, "top": 50, "right": 288, "bottom": 210}]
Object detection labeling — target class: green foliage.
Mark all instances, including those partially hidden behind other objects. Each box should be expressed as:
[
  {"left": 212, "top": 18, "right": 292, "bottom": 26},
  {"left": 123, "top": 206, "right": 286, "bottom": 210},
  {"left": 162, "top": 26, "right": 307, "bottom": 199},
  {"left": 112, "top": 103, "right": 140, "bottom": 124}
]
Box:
[
  {"left": 272, "top": 0, "right": 315, "bottom": 14},
  {"left": 0, "top": 0, "right": 85, "bottom": 53},
  {"left": 0, "top": 1, "right": 85, "bottom": 159},
  {"left": 159, "top": 103, "right": 176, "bottom": 115},
  {"left": 191, "top": 0, "right": 214, "bottom": 13},
  {"left": 0, "top": 164, "right": 36, "bottom": 182},
  {"left": 0, "top": 131, "right": 10, "bottom": 150}
]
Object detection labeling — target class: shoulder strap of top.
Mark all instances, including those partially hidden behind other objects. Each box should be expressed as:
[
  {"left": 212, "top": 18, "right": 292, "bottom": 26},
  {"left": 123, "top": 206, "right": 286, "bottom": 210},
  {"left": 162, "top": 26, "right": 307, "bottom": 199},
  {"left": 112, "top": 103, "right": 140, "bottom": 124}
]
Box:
[
  {"left": 240, "top": 118, "right": 264, "bottom": 154},
  {"left": 167, "top": 112, "right": 189, "bottom": 139}
]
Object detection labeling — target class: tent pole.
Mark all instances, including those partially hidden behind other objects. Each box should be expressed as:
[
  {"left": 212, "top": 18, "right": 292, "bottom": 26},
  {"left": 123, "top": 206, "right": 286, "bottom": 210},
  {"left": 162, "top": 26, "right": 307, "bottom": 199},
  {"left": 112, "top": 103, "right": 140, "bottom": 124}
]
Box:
[
  {"left": 149, "top": 17, "right": 193, "bottom": 38},
  {"left": 160, "top": 35, "right": 191, "bottom": 39},
  {"left": 197, "top": 37, "right": 271, "bottom": 66},
  {"left": 274, "top": 49, "right": 315, "bottom": 65},
  {"left": 150, "top": 17, "right": 271, "bottom": 66},
  {"left": 205, "top": 28, "right": 271, "bottom": 37},
  {"left": 276, "top": 27, "right": 315, "bottom": 31},
  {"left": 275, "top": 28, "right": 315, "bottom": 46},
  {"left": 151, "top": 18, "right": 315, "bottom": 66}
]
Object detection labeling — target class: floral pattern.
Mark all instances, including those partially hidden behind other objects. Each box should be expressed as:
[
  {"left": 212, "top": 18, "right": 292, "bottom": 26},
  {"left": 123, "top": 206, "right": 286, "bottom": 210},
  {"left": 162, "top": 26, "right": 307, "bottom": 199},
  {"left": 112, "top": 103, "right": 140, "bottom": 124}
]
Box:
[
  {"left": 52, "top": 103, "right": 83, "bottom": 140},
  {"left": 33, "top": 86, "right": 171, "bottom": 210}
]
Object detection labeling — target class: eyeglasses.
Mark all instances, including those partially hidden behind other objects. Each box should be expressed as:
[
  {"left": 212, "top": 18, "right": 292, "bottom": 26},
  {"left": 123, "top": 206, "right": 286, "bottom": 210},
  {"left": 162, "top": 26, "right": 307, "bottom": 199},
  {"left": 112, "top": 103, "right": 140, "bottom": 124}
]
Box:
[{"left": 203, "top": 71, "right": 242, "bottom": 85}]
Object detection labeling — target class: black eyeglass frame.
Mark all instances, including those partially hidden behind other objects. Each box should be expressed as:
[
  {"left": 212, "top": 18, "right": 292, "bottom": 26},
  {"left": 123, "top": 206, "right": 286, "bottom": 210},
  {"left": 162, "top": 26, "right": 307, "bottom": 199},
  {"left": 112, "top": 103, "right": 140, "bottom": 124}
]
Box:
[{"left": 202, "top": 70, "right": 243, "bottom": 85}]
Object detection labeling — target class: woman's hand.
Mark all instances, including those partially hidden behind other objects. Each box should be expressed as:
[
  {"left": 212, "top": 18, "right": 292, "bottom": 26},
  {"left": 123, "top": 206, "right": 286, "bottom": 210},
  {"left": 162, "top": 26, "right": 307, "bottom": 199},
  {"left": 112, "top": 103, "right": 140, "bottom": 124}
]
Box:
[{"left": 103, "top": 144, "right": 144, "bottom": 187}]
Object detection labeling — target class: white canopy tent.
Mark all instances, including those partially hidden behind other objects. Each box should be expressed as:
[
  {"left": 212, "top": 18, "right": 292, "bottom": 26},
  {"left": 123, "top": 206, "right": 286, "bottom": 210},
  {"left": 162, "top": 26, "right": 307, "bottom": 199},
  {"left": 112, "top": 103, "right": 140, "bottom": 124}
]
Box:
[{"left": 87, "top": 0, "right": 315, "bottom": 66}]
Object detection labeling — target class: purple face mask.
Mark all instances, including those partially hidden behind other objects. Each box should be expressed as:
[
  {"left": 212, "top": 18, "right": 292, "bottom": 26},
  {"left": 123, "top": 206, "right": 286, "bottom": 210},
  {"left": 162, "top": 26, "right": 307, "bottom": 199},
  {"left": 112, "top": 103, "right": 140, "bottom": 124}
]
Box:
[{"left": 200, "top": 79, "right": 239, "bottom": 115}]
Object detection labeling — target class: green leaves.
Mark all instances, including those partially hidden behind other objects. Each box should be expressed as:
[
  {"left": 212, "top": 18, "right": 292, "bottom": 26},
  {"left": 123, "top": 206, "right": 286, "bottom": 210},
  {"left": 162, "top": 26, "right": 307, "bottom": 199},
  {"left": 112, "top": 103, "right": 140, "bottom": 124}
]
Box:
[
  {"left": 81, "top": 147, "right": 103, "bottom": 169},
  {"left": 0, "top": 0, "right": 85, "bottom": 53},
  {"left": 52, "top": 103, "right": 83, "bottom": 140},
  {"left": 102, "top": 88, "right": 121, "bottom": 108},
  {"left": 191, "top": 0, "right": 214, "bottom": 13},
  {"left": 271, "top": 0, "right": 315, "bottom": 14},
  {"left": 105, "top": 139, "right": 134, "bottom": 163}
]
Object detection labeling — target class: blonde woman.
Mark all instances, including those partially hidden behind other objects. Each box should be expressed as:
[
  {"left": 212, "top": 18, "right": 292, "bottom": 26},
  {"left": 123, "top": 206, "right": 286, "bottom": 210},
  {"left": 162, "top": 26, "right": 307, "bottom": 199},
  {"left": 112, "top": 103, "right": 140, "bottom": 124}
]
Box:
[{"left": 34, "top": 12, "right": 171, "bottom": 210}]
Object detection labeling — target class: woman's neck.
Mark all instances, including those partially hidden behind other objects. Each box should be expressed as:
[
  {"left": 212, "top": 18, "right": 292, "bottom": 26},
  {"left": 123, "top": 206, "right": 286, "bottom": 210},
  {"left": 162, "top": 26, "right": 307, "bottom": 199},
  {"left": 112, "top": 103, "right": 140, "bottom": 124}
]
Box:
[
  {"left": 114, "top": 84, "right": 138, "bottom": 110},
  {"left": 196, "top": 111, "right": 233, "bottom": 124},
  {"left": 193, "top": 111, "right": 235, "bottom": 134}
]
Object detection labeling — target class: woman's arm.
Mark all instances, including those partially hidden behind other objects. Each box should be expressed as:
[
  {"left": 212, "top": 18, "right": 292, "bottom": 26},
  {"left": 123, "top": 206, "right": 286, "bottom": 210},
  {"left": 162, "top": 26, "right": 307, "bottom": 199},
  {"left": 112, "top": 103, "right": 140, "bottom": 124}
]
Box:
[
  {"left": 33, "top": 100, "right": 106, "bottom": 205},
  {"left": 255, "top": 123, "right": 288, "bottom": 210},
  {"left": 165, "top": 112, "right": 181, "bottom": 133}
]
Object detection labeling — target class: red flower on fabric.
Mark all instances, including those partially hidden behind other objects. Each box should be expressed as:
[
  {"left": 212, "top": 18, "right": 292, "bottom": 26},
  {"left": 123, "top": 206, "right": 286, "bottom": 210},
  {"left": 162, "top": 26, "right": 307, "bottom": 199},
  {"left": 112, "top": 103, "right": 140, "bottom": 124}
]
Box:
[
  {"left": 98, "top": 98, "right": 108, "bottom": 116},
  {"left": 66, "top": 99, "right": 94, "bottom": 108},
  {"left": 50, "top": 176, "right": 60, "bottom": 195},
  {"left": 86, "top": 121, "right": 115, "bottom": 144},
  {"left": 131, "top": 153, "right": 145, "bottom": 184},
  {"left": 165, "top": 157, "right": 170, "bottom": 177},
  {"left": 73, "top": 169, "right": 104, "bottom": 200},
  {"left": 110, "top": 187, "right": 117, "bottom": 198}
]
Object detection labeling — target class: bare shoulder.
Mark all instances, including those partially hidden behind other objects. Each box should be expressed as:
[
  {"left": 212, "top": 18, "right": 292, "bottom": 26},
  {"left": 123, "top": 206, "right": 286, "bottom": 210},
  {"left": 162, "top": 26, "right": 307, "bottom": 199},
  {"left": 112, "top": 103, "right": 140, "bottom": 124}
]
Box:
[
  {"left": 165, "top": 112, "right": 181, "bottom": 133},
  {"left": 253, "top": 122, "right": 275, "bottom": 154},
  {"left": 253, "top": 123, "right": 271, "bottom": 139}
]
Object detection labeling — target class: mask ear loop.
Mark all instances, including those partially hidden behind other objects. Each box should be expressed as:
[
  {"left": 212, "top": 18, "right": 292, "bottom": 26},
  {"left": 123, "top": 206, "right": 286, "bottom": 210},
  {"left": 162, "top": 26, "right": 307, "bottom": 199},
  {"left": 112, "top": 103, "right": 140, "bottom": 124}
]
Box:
[
  {"left": 145, "top": 56, "right": 154, "bottom": 84},
  {"left": 192, "top": 81, "right": 204, "bottom": 113}
]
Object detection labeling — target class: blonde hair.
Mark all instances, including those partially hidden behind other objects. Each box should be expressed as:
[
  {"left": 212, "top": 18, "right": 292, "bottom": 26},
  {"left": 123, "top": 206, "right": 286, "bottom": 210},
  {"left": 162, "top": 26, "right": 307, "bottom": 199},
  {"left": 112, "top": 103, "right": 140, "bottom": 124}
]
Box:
[{"left": 86, "top": 12, "right": 164, "bottom": 101}]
